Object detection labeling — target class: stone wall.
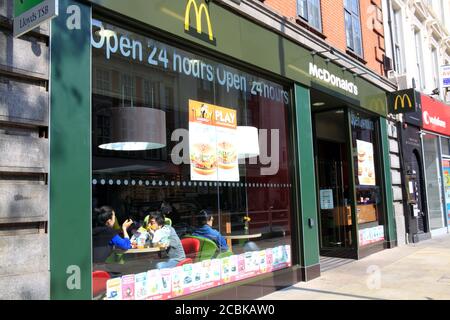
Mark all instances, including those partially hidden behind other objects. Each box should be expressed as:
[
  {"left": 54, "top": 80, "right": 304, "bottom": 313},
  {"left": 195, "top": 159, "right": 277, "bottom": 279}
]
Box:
[
  {"left": 0, "top": 0, "right": 49, "bottom": 300},
  {"left": 387, "top": 118, "right": 406, "bottom": 246}
]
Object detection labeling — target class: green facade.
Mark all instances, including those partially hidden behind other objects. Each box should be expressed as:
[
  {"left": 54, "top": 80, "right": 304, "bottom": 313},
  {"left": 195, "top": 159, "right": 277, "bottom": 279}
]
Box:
[
  {"left": 50, "top": 0, "right": 92, "bottom": 300},
  {"left": 294, "top": 85, "right": 320, "bottom": 271},
  {"left": 48, "top": 0, "right": 395, "bottom": 299}
]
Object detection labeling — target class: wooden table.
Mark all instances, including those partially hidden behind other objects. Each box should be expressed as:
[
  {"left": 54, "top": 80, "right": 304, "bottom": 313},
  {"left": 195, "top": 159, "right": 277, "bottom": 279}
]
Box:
[
  {"left": 224, "top": 233, "right": 262, "bottom": 240},
  {"left": 224, "top": 232, "right": 262, "bottom": 251},
  {"left": 119, "top": 247, "right": 161, "bottom": 254}
]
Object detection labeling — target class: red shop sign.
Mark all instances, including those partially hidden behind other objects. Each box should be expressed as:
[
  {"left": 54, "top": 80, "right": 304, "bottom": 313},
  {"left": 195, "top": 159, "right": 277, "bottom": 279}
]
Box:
[{"left": 422, "top": 95, "right": 450, "bottom": 136}]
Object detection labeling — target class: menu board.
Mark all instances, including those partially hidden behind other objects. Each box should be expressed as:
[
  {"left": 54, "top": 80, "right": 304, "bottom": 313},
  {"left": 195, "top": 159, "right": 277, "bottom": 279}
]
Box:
[
  {"left": 356, "top": 140, "right": 376, "bottom": 186},
  {"left": 189, "top": 100, "right": 239, "bottom": 182}
]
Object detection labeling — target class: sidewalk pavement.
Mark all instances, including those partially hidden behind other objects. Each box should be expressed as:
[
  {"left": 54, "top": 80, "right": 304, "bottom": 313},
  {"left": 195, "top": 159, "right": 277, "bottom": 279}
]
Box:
[{"left": 259, "top": 233, "right": 450, "bottom": 300}]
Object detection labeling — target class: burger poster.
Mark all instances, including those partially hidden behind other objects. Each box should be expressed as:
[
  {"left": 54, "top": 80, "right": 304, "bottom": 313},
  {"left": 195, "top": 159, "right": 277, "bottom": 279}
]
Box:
[
  {"left": 189, "top": 99, "right": 239, "bottom": 182},
  {"left": 356, "top": 140, "right": 376, "bottom": 186}
]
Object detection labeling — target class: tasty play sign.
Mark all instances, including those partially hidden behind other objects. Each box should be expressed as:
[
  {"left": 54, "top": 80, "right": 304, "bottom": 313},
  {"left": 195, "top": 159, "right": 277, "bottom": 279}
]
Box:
[{"left": 189, "top": 100, "right": 239, "bottom": 182}]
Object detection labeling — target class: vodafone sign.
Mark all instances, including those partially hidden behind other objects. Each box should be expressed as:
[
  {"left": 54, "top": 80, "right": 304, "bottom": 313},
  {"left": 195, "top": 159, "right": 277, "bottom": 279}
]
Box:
[{"left": 422, "top": 95, "right": 450, "bottom": 136}]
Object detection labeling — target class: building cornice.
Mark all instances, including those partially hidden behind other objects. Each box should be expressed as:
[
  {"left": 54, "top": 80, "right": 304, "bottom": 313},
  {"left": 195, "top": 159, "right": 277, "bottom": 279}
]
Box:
[{"left": 214, "top": 0, "right": 398, "bottom": 92}]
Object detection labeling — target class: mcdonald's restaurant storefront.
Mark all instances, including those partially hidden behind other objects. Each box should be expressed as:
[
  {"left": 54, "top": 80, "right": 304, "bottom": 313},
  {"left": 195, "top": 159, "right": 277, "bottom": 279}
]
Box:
[{"left": 49, "top": 0, "right": 396, "bottom": 300}]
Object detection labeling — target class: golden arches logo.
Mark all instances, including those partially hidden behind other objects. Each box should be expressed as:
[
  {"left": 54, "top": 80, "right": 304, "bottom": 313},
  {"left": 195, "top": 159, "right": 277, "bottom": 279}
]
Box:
[
  {"left": 394, "top": 94, "right": 413, "bottom": 111},
  {"left": 184, "top": 0, "right": 214, "bottom": 41}
]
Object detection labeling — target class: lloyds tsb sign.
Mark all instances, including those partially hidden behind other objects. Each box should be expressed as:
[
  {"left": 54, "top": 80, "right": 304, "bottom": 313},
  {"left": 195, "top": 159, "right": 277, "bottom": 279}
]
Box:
[{"left": 13, "top": 0, "right": 58, "bottom": 38}]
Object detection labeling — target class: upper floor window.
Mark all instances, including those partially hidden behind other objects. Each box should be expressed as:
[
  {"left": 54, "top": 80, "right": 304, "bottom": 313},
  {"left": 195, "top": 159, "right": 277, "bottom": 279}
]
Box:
[
  {"left": 297, "top": 0, "right": 322, "bottom": 32},
  {"left": 392, "top": 8, "right": 405, "bottom": 73},
  {"left": 344, "top": 0, "right": 363, "bottom": 57},
  {"left": 413, "top": 29, "right": 425, "bottom": 90}
]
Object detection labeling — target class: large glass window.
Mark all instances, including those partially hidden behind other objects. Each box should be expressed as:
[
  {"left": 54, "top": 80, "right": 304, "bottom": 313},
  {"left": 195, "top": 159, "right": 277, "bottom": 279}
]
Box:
[
  {"left": 344, "top": 0, "right": 363, "bottom": 57},
  {"left": 350, "top": 111, "right": 385, "bottom": 247},
  {"left": 297, "top": 0, "right": 322, "bottom": 31},
  {"left": 91, "top": 20, "right": 295, "bottom": 300},
  {"left": 423, "top": 134, "right": 445, "bottom": 230}
]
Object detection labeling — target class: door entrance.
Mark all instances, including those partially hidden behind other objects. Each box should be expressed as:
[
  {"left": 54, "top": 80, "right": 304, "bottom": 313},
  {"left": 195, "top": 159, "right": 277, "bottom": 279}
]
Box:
[{"left": 314, "top": 110, "right": 355, "bottom": 259}]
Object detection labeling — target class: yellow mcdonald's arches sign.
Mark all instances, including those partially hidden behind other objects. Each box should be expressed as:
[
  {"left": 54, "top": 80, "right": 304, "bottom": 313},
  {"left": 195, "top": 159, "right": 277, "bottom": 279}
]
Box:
[
  {"left": 184, "top": 0, "right": 214, "bottom": 41},
  {"left": 394, "top": 94, "right": 413, "bottom": 111}
]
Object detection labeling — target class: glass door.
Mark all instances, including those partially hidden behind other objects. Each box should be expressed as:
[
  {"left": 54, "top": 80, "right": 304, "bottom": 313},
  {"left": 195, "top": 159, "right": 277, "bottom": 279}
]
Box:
[{"left": 314, "top": 110, "right": 354, "bottom": 256}]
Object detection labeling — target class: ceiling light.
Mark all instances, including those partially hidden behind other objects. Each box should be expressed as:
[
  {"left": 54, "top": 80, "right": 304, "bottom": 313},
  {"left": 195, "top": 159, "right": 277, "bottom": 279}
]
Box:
[
  {"left": 313, "top": 102, "right": 326, "bottom": 107},
  {"left": 98, "top": 108, "right": 166, "bottom": 151}
]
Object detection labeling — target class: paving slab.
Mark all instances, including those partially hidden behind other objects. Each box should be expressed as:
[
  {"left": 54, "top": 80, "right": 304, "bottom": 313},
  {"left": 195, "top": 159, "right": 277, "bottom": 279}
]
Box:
[{"left": 259, "top": 234, "right": 450, "bottom": 300}]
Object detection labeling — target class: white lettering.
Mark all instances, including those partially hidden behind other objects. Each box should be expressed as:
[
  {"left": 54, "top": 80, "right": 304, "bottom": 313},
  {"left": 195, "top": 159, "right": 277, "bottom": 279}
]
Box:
[{"left": 309, "top": 63, "right": 359, "bottom": 96}]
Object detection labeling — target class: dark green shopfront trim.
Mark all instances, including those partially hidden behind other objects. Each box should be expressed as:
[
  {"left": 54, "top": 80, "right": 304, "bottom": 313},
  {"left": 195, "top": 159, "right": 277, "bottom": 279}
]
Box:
[
  {"left": 294, "top": 85, "right": 320, "bottom": 278},
  {"left": 50, "top": 0, "right": 92, "bottom": 300}
]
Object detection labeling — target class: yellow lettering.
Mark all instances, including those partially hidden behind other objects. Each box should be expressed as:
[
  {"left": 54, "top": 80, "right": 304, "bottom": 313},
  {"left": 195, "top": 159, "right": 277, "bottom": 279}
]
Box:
[
  {"left": 394, "top": 94, "right": 412, "bottom": 111},
  {"left": 185, "top": 0, "right": 214, "bottom": 41}
]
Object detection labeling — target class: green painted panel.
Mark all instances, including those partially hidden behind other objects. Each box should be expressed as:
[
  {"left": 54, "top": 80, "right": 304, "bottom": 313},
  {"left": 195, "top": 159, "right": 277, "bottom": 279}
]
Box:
[
  {"left": 14, "top": 0, "right": 45, "bottom": 17},
  {"left": 50, "top": 0, "right": 92, "bottom": 300},
  {"left": 380, "top": 119, "right": 396, "bottom": 243},
  {"left": 295, "top": 84, "right": 320, "bottom": 267},
  {"left": 88, "top": 0, "right": 387, "bottom": 116}
]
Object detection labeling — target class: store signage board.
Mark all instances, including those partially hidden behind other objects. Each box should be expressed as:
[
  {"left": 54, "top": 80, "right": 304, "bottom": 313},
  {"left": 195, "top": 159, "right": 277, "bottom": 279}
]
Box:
[
  {"left": 422, "top": 94, "right": 450, "bottom": 136},
  {"left": 442, "top": 65, "right": 450, "bottom": 89},
  {"left": 14, "top": 0, "right": 58, "bottom": 38},
  {"left": 387, "top": 89, "right": 421, "bottom": 114}
]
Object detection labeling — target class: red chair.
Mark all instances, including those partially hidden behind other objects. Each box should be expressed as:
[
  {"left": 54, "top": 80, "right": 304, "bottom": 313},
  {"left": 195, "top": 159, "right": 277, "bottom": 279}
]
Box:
[
  {"left": 181, "top": 237, "right": 201, "bottom": 261},
  {"left": 92, "top": 270, "right": 111, "bottom": 298},
  {"left": 176, "top": 258, "right": 193, "bottom": 267}
]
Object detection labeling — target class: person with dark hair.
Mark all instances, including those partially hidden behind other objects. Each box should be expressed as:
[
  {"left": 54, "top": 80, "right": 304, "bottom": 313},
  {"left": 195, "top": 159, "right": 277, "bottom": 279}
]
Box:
[
  {"left": 92, "top": 206, "right": 133, "bottom": 263},
  {"left": 160, "top": 201, "right": 173, "bottom": 226},
  {"left": 148, "top": 211, "right": 186, "bottom": 269},
  {"left": 192, "top": 210, "right": 229, "bottom": 252}
]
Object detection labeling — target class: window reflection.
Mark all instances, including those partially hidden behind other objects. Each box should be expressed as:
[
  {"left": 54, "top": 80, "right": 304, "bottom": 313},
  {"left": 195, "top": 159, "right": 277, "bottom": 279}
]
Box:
[{"left": 91, "top": 21, "right": 295, "bottom": 299}]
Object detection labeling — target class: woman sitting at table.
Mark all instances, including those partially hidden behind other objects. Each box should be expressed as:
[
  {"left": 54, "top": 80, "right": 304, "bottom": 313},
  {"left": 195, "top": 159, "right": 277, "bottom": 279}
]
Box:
[
  {"left": 148, "top": 212, "right": 186, "bottom": 269},
  {"left": 192, "top": 210, "right": 229, "bottom": 252},
  {"left": 92, "top": 206, "right": 133, "bottom": 263}
]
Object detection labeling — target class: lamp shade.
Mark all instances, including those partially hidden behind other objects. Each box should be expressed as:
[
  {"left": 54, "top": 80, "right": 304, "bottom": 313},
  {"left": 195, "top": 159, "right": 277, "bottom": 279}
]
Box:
[
  {"left": 98, "top": 107, "right": 166, "bottom": 151},
  {"left": 237, "top": 126, "right": 260, "bottom": 159}
]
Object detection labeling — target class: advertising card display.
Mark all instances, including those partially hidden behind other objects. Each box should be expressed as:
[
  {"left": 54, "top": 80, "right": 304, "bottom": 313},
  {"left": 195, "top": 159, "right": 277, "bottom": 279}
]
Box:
[
  {"left": 358, "top": 226, "right": 385, "bottom": 246},
  {"left": 356, "top": 140, "right": 376, "bottom": 186},
  {"left": 106, "top": 277, "right": 122, "bottom": 300},
  {"left": 105, "top": 245, "right": 292, "bottom": 300},
  {"left": 189, "top": 100, "right": 239, "bottom": 182},
  {"left": 121, "top": 275, "right": 135, "bottom": 300}
]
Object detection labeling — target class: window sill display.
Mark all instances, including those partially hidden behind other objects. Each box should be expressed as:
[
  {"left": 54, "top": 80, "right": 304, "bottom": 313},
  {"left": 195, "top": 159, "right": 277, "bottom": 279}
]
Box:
[{"left": 105, "top": 245, "right": 291, "bottom": 300}]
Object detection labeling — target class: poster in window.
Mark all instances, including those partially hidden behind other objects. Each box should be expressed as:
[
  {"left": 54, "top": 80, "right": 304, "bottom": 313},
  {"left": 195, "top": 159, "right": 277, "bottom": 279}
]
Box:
[
  {"left": 356, "top": 140, "right": 376, "bottom": 186},
  {"left": 442, "top": 160, "right": 450, "bottom": 223},
  {"left": 189, "top": 100, "right": 239, "bottom": 182},
  {"left": 320, "top": 189, "right": 334, "bottom": 209}
]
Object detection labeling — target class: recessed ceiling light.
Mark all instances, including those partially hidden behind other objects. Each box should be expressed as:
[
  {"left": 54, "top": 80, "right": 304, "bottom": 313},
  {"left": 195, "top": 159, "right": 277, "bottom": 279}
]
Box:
[{"left": 313, "top": 102, "right": 325, "bottom": 107}]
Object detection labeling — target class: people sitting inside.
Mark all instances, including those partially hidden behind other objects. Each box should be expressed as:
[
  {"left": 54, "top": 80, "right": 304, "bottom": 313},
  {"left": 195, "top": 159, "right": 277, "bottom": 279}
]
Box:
[
  {"left": 92, "top": 206, "right": 133, "bottom": 263},
  {"left": 148, "top": 211, "right": 186, "bottom": 269},
  {"left": 192, "top": 210, "right": 229, "bottom": 252}
]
